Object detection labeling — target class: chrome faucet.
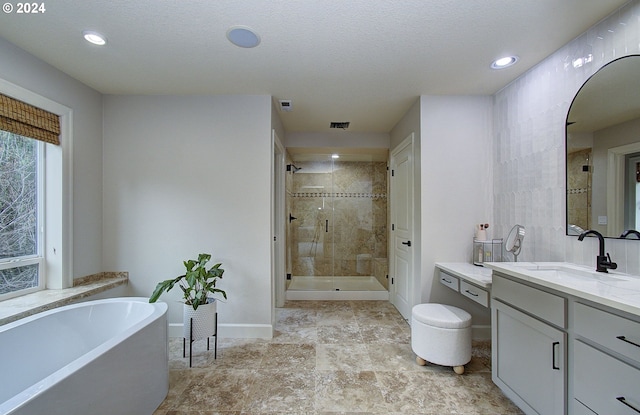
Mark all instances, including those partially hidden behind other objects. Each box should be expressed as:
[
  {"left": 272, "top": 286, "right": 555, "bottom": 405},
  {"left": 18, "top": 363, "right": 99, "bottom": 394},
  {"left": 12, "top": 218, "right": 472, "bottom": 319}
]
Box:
[
  {"left": 620, "top": 229, "right": 640, "bottom": 239},
  {"left": 578, "top": 230, "right": 617, "bottom": 273}
]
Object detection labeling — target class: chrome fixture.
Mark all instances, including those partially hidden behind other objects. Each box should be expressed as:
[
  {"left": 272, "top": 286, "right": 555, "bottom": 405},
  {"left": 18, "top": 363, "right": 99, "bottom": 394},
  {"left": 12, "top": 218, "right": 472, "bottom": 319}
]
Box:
[
  {"left": 578, "top": 230, "right": 618, "bottom": 273},
  {"left": 620, "top": 230, "right": 640, "bottom": 239},
  {"left": 505, "top": 225, "right": 525, "bottom": 262}
]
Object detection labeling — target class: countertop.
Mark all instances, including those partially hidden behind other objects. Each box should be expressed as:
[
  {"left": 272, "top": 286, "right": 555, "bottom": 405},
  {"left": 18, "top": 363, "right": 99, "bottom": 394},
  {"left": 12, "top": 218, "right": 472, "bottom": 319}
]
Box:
[
  {"left": 0, "top": 272, "right": 128, "bottom": 325},
  {"left": 435, "top": 262, "right": 493, "bottom": 288},
  {"left": 484, "top": 262, "right": 640, "bottom": 317}
]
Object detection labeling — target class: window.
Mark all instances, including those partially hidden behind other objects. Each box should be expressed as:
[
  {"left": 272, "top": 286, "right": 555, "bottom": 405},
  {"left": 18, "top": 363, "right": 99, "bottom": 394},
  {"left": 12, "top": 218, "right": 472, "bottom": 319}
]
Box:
[
  {"left": 0, "top": 130, "right": 44, "bottom": 299},
  {"left": 0, "top": 88, "right": 65, "bottom": 300}
]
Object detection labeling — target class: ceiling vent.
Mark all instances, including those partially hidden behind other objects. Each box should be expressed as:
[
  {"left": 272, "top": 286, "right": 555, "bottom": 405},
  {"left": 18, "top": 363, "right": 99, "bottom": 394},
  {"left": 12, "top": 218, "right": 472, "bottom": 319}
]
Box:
[
  {"left": 279, "top": 100, "right": 293, "bottom": 112},
  {"left": 330, "top": 121, "right": 350, "bottom": 129}
]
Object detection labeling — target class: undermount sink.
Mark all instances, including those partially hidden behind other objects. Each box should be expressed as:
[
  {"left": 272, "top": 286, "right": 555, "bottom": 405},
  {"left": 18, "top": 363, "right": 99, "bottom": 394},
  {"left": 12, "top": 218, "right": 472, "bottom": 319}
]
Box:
[
  {"left": 514, "top": 263, "right": 635, "bottom": 284},
  {"left": 523, "top": 267, "right": 625, "bottom": 283}
]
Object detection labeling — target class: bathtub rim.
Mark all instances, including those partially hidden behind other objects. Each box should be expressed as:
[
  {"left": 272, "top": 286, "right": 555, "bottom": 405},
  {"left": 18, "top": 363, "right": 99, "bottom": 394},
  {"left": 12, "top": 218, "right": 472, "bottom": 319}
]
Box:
[{"left": 0, "top": 297, "right": 168, "bottom": 414}]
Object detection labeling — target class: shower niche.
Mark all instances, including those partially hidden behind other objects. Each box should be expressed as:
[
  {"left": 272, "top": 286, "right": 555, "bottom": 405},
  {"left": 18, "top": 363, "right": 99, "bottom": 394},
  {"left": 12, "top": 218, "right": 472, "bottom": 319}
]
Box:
[{"left": 285, "top": 150, "right": 388, "bottom": 297}]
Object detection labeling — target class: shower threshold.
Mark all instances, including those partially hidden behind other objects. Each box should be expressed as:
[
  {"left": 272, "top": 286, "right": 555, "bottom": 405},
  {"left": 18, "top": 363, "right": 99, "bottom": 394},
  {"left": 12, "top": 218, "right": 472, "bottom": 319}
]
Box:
[{"left": 286, "top": 276, "right": 389, "bottom": 300}]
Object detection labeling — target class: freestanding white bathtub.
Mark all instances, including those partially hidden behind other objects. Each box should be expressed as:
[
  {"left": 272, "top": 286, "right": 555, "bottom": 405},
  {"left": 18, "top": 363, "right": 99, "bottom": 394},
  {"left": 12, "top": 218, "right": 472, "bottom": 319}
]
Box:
[{"left": 0, "top": 297, "right": 168, "bottom": 415}]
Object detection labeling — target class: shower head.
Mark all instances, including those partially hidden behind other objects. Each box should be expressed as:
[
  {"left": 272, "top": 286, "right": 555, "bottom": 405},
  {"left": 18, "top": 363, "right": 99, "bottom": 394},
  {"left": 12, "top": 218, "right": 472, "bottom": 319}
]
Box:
[{"left": 287, "top": 164, "right": 302, "bottom": 173}]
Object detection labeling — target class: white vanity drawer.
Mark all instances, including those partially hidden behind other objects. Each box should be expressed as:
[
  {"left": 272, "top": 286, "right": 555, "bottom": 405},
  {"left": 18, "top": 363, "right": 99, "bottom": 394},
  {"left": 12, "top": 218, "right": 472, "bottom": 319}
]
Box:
[
  {"left": 460, "top": 280, "right": 489, "bottom": 307},
  {"left": 439, "top": 271, "right": 459, "bottom": 291},
  {"left": 574, "top": 302, "right": 640, "bottom": 364},
  {"left": 492, "top": 274, "right": 566, "bottom": 328},
  {"left": 574, "top": 340, "right": 640, "bottom": 415}
]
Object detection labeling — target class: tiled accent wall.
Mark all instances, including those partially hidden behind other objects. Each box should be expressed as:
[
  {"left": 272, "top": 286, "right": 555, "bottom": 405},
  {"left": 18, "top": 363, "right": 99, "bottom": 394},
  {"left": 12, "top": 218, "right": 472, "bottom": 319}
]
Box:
[
  {"left": 493, "top": 0, "right": 640, "bottom": 274},
  {"left": 286, "top": 160, "right": 388, "bottom": 277}
]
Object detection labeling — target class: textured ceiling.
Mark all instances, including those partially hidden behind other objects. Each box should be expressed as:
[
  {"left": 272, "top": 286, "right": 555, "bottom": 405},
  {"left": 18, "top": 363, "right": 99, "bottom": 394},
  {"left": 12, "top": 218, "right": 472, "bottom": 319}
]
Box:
[{"left": 0, "top": 0, "right": 631, "bottom": 133}]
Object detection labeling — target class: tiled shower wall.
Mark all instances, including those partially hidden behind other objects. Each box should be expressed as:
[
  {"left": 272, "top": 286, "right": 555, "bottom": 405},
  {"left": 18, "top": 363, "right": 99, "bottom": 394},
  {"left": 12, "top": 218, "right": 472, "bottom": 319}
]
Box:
[
  {"left": 493, "top": 0, "right": 640, "bottom": 274},
  {"left": 286, "top": 159, "right": 387, "bottom": 278},
  {"left": 566, "top": 148, "right": 592, "bottom": 232}
]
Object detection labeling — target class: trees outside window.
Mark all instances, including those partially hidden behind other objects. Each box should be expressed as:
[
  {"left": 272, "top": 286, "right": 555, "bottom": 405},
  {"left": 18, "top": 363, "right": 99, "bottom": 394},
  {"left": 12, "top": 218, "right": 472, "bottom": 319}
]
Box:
[{"left": 0, "top": 130, "right": 43, "bottom": 298}]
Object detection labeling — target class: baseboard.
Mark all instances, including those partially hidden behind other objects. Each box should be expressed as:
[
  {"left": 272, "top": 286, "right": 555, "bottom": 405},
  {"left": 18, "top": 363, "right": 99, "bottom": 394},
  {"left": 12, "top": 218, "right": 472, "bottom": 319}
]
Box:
[
  {"left": 472, "top": 324, "right": 491, "bottom": 340},
  {"left": 169, "top": 323, "right": 273, "bottom": 339}
]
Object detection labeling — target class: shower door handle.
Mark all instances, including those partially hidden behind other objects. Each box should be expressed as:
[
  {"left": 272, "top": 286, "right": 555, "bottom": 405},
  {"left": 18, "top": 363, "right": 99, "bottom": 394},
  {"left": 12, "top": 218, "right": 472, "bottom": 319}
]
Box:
[
  {"left": 402, "top": 240, "right": 412, "bottom": 247},
  {"left": 325, "top": 220, "right": 328, "bottom": 232}
]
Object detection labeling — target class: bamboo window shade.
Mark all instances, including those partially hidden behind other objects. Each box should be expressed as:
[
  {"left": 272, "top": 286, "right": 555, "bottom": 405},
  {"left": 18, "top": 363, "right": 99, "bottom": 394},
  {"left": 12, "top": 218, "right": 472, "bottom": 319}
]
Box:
[{"left": 0, "top": 93, "right": 61, "bottom": 145}]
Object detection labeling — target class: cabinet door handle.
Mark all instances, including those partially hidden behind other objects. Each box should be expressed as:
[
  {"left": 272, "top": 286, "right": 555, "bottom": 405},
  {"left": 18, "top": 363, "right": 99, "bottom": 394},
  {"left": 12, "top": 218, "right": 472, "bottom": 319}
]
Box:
[
  {"left": 617, "top": 335, "right": 640, "bottom": 349},
  {"left": 464, "top": 289, "right": 479, "bottom": 297},
  {"left": 442, "top": 278, "right": 452, "bottom": 284},
  {"left": 552, "top": 342, "right": 560, "bottom": 370},
  {"left": 616, "top": 397, "right": 640, "bottom": 414}
]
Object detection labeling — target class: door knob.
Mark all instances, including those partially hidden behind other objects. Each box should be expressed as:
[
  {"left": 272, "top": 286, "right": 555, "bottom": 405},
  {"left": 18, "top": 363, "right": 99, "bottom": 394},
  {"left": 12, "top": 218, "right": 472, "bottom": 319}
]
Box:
[{"left": 402, "top": 240, "right": 411, "bottom": 247}]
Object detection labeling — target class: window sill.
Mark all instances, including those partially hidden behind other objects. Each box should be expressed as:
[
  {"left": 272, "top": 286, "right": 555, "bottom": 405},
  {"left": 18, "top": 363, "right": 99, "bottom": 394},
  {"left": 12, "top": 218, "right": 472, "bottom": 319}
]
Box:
[{"left": 0, "top": 272, "right": 128, "bottom": 326}]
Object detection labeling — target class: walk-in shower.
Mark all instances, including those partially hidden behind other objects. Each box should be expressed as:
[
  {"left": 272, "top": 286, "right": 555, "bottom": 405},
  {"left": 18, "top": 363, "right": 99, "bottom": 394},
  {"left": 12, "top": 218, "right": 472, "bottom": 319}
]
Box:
[{"left": 285, "top": 149, "right": 389, "bottom": 300}]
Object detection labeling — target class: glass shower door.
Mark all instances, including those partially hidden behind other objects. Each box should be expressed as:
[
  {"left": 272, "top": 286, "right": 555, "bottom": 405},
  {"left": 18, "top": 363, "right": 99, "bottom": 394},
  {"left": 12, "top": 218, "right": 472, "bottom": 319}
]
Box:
[
  {"left": 287, "top": 154, "right": 388, "bottom": 292},
  {"left": 290, "top": 159, "right": 335, "bottom": 290}
]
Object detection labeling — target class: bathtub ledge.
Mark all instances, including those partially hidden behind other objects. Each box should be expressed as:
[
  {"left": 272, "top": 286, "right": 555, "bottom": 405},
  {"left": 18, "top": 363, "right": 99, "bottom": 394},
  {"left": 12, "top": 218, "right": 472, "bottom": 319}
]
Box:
[{"left": 0, "top": 272, "right": 128, "bottom": 326}]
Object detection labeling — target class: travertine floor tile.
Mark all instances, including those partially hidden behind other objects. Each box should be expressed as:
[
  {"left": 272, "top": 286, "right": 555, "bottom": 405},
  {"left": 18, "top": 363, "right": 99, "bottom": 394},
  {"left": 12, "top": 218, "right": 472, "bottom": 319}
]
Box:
[
  {"left": 316, "top": 323, "right": 363, "bottom": 343},
  {"left": 260, "top": 343, "right": 316, "bottom": 369},
  {"left": 244, "top": 369, "right": 316, "bottom": 413},
  {"left": 316, "top": 343, "right": 373, "bottom": 371},
  {"left": 172, "top": 369, "right": 255, "bottom": 412},
  {"left": 154, "top": 300, "right": 523, "bottom": 415},
  {"left": 315, "top": 370, "right": 387, "bottom": 413},
  {"left": 359, "top": 323, "right": 410, "bottom": 344}
]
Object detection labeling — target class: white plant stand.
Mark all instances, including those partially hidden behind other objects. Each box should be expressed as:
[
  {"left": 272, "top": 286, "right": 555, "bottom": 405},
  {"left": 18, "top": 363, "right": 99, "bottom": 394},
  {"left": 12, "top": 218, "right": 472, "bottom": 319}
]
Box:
[{"left": 182, "top": 303, "right": 218, "bottom": 367}]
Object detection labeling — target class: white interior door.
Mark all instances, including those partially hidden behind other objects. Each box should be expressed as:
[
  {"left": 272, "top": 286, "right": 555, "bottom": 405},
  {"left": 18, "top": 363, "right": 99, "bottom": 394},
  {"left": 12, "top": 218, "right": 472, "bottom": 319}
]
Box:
[
  {"left": 272, "top": 130, "right": 286, "bottom": 308},
  {"left": 390, "top": 134, "right": 414, "bottom": 319}
]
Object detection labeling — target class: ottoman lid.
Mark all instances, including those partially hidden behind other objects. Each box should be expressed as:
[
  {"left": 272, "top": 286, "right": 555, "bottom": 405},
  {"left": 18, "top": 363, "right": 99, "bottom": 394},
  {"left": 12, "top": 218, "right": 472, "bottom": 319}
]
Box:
[{"left": 412, "top": 303, "right": 471, "bottom": 329}]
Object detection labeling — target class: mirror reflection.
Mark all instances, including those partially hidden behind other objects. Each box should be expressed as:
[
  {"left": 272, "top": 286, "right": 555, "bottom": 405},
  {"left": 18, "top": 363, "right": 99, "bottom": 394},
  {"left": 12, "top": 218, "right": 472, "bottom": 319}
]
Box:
[{"left": 566, "top": 55, "right": 640, "bottom": 238}]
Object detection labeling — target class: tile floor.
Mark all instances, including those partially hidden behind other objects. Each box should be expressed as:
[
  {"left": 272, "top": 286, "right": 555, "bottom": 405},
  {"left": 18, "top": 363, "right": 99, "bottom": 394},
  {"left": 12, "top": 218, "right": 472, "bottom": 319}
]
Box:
[{"left": 153, "top": 300, "right": 524, "bottom": 415}]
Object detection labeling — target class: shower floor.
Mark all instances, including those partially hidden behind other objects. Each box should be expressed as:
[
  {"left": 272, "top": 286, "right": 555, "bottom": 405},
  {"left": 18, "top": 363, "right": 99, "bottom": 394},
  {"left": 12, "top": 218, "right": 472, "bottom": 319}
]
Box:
[{"left": 286, "top": 276, "right": 389, "bottom": 300}]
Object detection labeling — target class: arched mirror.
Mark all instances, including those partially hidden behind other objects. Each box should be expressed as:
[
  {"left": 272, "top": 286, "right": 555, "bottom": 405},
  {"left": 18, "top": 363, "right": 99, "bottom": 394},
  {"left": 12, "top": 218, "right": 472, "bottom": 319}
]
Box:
[{"left": 566, "top": 55, "right": 640, "bottom": 239}]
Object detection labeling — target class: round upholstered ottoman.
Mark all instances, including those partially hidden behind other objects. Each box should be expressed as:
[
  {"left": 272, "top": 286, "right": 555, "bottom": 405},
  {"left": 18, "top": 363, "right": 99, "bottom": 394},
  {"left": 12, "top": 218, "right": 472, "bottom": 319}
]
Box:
[{"left": 411, "top": 303, "right": 472, "bottom": 374}]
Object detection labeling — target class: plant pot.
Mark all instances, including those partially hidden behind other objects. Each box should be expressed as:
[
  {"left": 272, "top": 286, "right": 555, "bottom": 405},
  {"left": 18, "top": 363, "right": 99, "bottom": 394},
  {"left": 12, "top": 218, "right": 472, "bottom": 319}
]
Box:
[{"left": 183, "top": 300, "right": 216, "bottom": 340}]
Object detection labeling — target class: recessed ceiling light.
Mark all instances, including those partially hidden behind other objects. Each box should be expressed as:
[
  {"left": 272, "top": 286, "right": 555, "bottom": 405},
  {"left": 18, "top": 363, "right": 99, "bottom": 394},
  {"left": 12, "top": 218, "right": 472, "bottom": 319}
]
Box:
[
  {"left": 226, "top": 26, "right": 261, "bottom": 48},
  {"left": 491, "top": 56, "right": 518, "bottom": 69},
  {"left": 83, "top": 30, "right": 107, "bottom": 46},
  {"left": 331, "top": 154, "right": 340, "bottom": 159}
]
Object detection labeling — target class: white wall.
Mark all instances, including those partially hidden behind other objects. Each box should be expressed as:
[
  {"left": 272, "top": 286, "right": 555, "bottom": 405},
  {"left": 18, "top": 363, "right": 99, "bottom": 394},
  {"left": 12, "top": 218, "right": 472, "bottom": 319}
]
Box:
[
  {"left": 0, "top": 37, "right": 104, "bottom": 280},
  {"left": 102, "top": 95, "right": 274, "bottom": 338},
  {"left": 494, "top": 0, "right": 640, "bottom": 275},
  {"left": 421, "top": 96, "right": 494, "bottom": 329},
  {"left": 286, "top": 131, "right": 389, "bottom": 149},
  {"left": 390, "top": 96, "right": 494, "bottom": 333}
]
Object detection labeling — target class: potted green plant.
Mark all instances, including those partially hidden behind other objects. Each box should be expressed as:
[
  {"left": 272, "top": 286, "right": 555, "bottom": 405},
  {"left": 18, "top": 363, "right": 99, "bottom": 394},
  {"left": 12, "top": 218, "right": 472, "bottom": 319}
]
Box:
[{"left": 149, "top": 253, "right": 226, "bottom": 340}]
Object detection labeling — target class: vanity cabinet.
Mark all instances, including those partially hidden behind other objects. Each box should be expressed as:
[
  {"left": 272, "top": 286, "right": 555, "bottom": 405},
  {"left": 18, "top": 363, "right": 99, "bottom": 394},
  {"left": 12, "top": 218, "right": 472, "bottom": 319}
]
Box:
[
  {"left": 435, "top": 263, "right": 492, "bottom": 308},
  {"left": 439, "top": 271, "right": 459, "bottom": 291},
  {"left": 492, "top": 274, "right": 566, "bottom": 415},
  {"left": 573, "top": 303, "right": 640, "bottom": 415},
  {"left": 460, "top": 280, "right": 489, "bottom": 307},
  {"left": 438, "top": 269, "right": 490, "bottom": 308},
  {"left": 487, "top": 263, "right": 640, "bottom": 415}
]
